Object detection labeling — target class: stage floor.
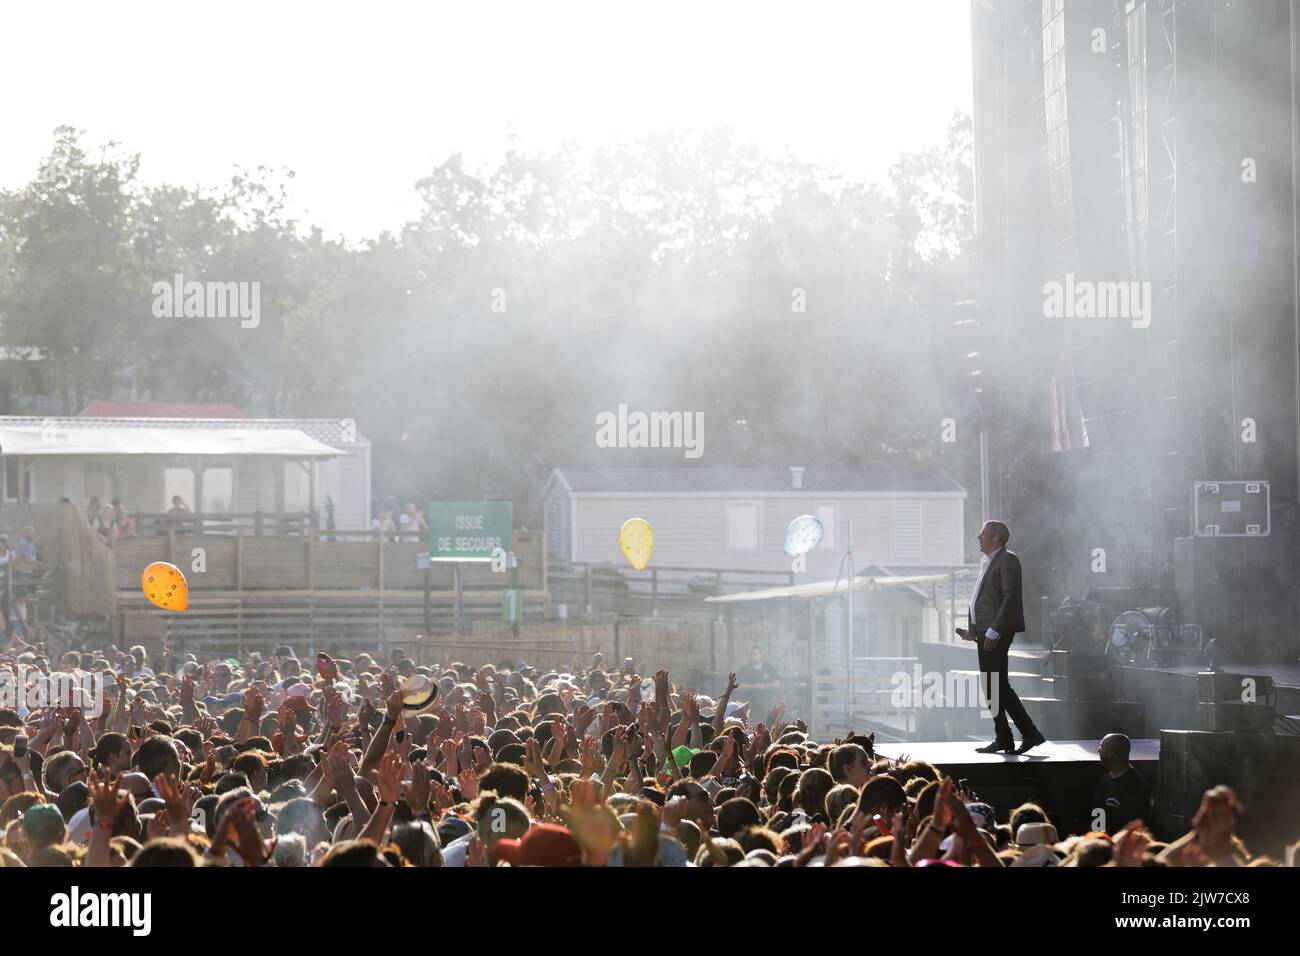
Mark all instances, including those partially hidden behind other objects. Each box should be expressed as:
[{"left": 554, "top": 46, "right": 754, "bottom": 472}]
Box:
[{"left": 874, "top": 738, "right": 1161, "bottom": 765}]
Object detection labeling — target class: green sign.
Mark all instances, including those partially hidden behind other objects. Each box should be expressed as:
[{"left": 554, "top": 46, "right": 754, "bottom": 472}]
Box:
[
  {"left": 427, "top": 501, "right": 513, "bottom": 560},
  {"left": 502, "top": 589, "right": 522, "bottom": 622}
]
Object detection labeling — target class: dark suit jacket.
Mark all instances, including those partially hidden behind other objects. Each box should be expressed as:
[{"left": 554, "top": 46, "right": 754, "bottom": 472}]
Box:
[{"left": 971, "top": 548, "right": 1026, "bottom": 637}]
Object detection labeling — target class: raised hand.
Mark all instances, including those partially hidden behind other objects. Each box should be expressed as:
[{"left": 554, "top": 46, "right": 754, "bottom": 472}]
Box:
[
  {"left": 765, "top": 701, "right": 785, "bottom": 730},
  {"left": 947, "top": 791, "right": 979, "bottom": 842},
  {"left": 522, "top": 737, "right": 543, "bottom": 779},
  {"left": 931, "top": 777, "right": 956, "bottom": 832},
  {"left": 717, "top": 734, "right": 737, "bottom": 776},
  {"left": 571, "top": 777, "right": 600, "bottom": 809},
  {"left": 795, "top": 822, "right": 828, "bottom": 867},
  {"left": 243, "top": 686, "right": 264, "bottom": 721},
  {"left": 473, "top": 742, "right": 491, "bottom": 773},
  {"left": 439, "top": 738, "right": 458, "bottom": 777},
  {"left": 823, "top": 828, "right": 851, "bottom": 866},
  {"left": 219, "top": 797, "right": 275, "bottom": 867},
  {"left": 356, "top": 696, "right": 376, "bottom": 732},
  {"left": 88, "top": 770, "right": 128, "bottom": 825},
  {"left": 457, "top": 768, "right": 479, "bottom": 802},
  {"left": 609, "top": 726, "right": 629, "bottom": 770},
  {"left": 1192, "top": 786, "right": 1239, "bottom": 860},
  {"left": 326, "top": 692, "right": 346, "bottom": 728},
  {"left": 682, "top": 691, "right": 697, "bottom": 722},
  {"left": 406, "top": 760, "right": 431, "bottom": 816},
  {"left": 431, "top": 783, "right": 455, "bottom": 814},
  {"left": 653, "top": 670, "right": 670, "bottom": 705},
  {"left": 1115, "top": 823, "right": 1151, "bottom": 867},
  {"left": 466, "top": 834, "right": 489, "bottom": 868},
  {"left": 147, "top": 808, "right": 171, "bottom": 841},
  {"left": 370, "top": 750, "right": 404, "bottom": 805},
  {"left": 325, "top": 741, "right": 356, "bottom": 791},
  {"left": 154, "top": 772, "right": 194, "bottom": 829},
  {"left": 619, "top": 802, "right": 661, "bottom": 868}
]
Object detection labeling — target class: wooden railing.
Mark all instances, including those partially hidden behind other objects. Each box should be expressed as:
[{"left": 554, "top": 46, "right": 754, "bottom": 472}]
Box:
[
  {"left": 113, "top": 529, "right": 547, "bottom": 592},
  {"left": 130, "top": 511, "right": 318, "bottom": 537},
  {"left": 547, "top": 560, "right": 795, "bottom": 620}
]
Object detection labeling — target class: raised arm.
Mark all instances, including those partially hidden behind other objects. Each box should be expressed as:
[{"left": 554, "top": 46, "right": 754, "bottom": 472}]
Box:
[
  {"left": 358, "top": 749, "right": 403, "bottom": 844},
  {"left": 360, "top": 690, "right": 402, "bottom": 775},
  {"left": 712, "top": 673, "right": 738, "bottom": 734}
]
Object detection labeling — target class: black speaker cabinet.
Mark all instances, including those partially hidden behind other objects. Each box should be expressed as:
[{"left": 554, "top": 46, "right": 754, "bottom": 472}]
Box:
[{"left": 1159, "top": 730, "right": 1300, "bottom": 855}]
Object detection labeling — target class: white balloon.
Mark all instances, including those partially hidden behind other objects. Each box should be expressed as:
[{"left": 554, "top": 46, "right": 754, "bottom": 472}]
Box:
[{"left": 783, "top": 514, "right": 825, "bottom": 556}]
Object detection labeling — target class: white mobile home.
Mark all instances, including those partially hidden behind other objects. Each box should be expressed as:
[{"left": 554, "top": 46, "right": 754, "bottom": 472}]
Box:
[
  {"left": 0, "top": 415, "right": 371, "bottom": 531},
  {"left": 542, "top": 465, "right": 968, "bottom": 575}
]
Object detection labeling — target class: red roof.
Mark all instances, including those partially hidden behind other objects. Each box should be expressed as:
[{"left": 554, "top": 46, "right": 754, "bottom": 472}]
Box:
[{"left": 78, "top": 401, "right": 247, "bottom": 418}]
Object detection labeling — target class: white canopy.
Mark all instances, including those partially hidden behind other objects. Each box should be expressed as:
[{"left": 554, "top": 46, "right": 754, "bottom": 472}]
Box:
[
  {"left": 706, "top": 573, "right": 950, "bottom": 604},
  {"left": 0, "top": 425, "right": 344, "bottom": 458}
]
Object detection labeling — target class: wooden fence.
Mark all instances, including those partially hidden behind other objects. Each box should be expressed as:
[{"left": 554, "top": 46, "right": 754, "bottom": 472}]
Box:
[
  {"left": 112, "top": 530, "right": 546, "bottom": 592},
  {"left": 546, "top": 560, "right": 793, "bottom": 621},
  {"left": 399, "top": 618, "right": 787, "bottom": 689},
  {"left": 131, "top": 511, "right": 317, "bottom": 537}
]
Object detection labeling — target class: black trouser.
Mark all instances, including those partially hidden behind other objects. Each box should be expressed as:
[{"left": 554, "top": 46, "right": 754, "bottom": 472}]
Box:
[{"left": 976, "top": 631, "right": 1039, "bottom": 743}]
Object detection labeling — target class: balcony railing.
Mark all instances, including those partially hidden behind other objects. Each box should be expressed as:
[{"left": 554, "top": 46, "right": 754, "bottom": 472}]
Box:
[{"left": 130, "top": 511, "right": 318, "bottom": 537}]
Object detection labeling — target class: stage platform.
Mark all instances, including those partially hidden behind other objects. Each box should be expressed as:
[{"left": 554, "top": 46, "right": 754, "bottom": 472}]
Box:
[
  {"left": 874, "top": 738, "right": 1160, "bottom": 766},
  {"left": 912, "top": 640, "right": 1300, "bottom": 739},
  {"left": 872, "top": 738, "right": 1161, "bottom": 840}
]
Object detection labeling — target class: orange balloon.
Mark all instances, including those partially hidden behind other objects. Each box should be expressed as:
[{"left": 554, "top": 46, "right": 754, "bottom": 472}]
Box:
[{"left": 141, "top": 561, "right": 188, "bottom": 611}]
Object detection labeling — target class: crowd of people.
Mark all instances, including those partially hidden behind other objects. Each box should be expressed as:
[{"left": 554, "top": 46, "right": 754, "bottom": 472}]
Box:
[{"left": 0, "top": 638, "right": 1283, "bottom": 868}]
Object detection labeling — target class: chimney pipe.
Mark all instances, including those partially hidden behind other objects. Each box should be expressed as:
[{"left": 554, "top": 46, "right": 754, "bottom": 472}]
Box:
[{"left": 790, "top": 466, "right": 804, "bottom": 490}]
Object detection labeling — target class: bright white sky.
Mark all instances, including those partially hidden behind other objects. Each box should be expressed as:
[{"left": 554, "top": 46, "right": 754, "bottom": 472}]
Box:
[{"left": 2, "top": 0, "right": 972, "bottom": 241}]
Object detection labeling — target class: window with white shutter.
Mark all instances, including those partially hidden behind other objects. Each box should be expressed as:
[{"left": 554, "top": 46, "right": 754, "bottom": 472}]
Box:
[{"left": 892, "top": 501, "right": 922, "bottom": 561}]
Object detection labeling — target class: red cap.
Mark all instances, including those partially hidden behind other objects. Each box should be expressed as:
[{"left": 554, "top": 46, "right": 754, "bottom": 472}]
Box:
[
  {"left": 492, "top": 823, "right": 582, "bottom": 867},
  {"left": 271, "top": 731, "right": 310, "bottom": 756}
]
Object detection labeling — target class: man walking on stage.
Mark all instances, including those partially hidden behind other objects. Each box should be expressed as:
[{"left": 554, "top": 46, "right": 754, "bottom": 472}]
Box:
[{"left": 956, "top": 520, "right": 1046, "bottom": 755}]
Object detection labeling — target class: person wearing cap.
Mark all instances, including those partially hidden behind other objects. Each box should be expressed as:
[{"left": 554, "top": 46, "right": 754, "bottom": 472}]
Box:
[
  {"left": 1015, "top": 821, "right": 1059, "bottom": 847},
  {"left": 493, "top": 822, "right": 582, "bottom": 867},
  {"left": 22, "top": 803, "right": 65, "bottom": 854},
  {"left": 665, "top": 780, "right": 714, "bottom": 832}
]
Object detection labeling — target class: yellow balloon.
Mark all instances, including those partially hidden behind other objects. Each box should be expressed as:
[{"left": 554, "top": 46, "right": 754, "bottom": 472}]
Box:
[
  {"left": 619, "top": 518, "right": 654, "bottom": 571},
  {"left": 141, "top": 561, "right": 188, "bottom": 611}
]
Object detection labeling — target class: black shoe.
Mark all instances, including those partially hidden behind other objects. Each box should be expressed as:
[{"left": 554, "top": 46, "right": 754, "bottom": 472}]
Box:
[
  {"left": 1015, "top": 730, "right": 1046, "bottom": 754},
  {"left": 975, "top": 739, "right": 1015, "bottom": 754}
]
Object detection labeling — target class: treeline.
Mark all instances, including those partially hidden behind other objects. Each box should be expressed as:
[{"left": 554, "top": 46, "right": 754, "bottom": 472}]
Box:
[{"left": 0, "top": 119, "right": 975, "bottom": 519}]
